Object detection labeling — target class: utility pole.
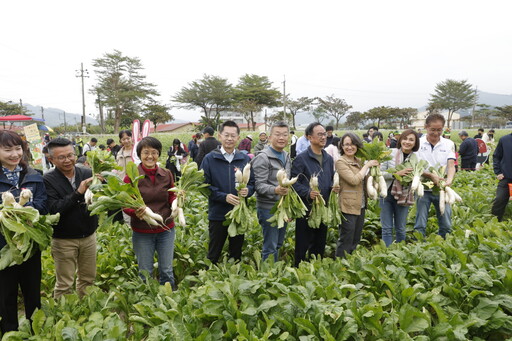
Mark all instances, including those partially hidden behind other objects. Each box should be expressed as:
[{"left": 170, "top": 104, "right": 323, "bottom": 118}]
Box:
[
  {"left": 75, "top": 63, "right": 89, "bottom": 133},
  {"left": 282, "top": 75, "right": 286, "bottom": 122},
  {"left": 471, "top": 86, "right": 478, "bottom": 128}
]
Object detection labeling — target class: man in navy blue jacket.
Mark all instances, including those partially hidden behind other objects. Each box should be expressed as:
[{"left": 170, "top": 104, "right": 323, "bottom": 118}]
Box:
[
  {"left": 291, "top": 122, "right": 337, "bottom": 267},
  {"left": 492, "top": 132, "right": 512, "bottom": 221},
  {"left": 201, "top": 120, "right": 255, "bottom": 264}
]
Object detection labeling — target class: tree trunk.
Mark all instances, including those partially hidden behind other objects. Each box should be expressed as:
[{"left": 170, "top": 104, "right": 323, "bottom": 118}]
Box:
[
  {"left": 335, "top": 118, "right": 340, "bottom": 130},
  {"left": 292, "top": 112, "right": 297, "bottom": 130},
  {"left": 114, "top": 106, "right": 122, "bottom": 133},
  {"left": 447, "top": 110, "right": 453, "bottom": 129},
  {"left": 250, "top": 111, "right": 256, "bottom": 131}
]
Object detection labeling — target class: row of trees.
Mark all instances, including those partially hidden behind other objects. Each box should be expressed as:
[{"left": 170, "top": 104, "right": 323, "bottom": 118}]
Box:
[{"left": 4, "top": 50, "right": 512, "bottom": 133}]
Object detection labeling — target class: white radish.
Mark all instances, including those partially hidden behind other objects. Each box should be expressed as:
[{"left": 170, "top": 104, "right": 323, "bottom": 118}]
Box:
[
  {"left": 277, "top": 169, "right": 286, "bottom": 186},
  {"left": 242, "top": 163, "right": 251, "bottom": 184},
  {"left": 411, "top": 176, "right": 420, "bottom": 192},
  {"left": 18, "top": 189, "right": 33, "bottom": 206},
  {"left": 367, "top": 176, "right": 378, "bottom": 200},
  {"left": 84, "top": 188, "right": 94, "bottom": 205},
  {"left": 143, "top": 207, "right": 164, "bottom": 226},
  {"left": 333, "top": 172, "right": 339, "bottom": 187},
  {"left": 445, "top": 187, "right": 462, "bottom": 203},
  {"left": 378, "top": 176, "right": 387, "bottom": 198},
  {"left": 439, "top": 190, "right": 446, "bottom": 215},
  {"left": 235, "top": 169, "right": 243, "bottom": 184},
  {"left": 445, "top": 187, "right": 455, "bottom": 205},
  {"left": 178, "top": 207, "right": 186, "bottom": 226},
  {"left": 2, "top": 192, "right": 17, "bottom": 207},
  {"left": 171, "top": 199, "right": 179, "bottom": 218},
  {"left": 417, "top": 183, "right": 424, "bottom": 197},
  {"left": 287, "top": 176, "right": 298, "bottom": 186},
  {"left": 310, "top": 175, "right": 319, "bottom": 189}
]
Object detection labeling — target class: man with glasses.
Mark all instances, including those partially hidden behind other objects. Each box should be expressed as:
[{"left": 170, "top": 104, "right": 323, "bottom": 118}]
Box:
[
  {"left": 201, "top": 121, "right": 254, "bottom": 264},
  {"left": 43, "top": 138, "right": 98, "bottom": 298},
  {"left": 415, "top": 113, "right": 456, "bottom": 238},
  {"left": 291, "top": 122, "right": 338, "bottom": 266},
  {"left": 251, "top": 121, "right": 291, "bottom": 262}
]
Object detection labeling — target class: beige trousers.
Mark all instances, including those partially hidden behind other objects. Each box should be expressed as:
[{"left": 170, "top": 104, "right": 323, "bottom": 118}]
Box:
[{"left": 51, "top": 233, "right": 97, "bottom": 299}]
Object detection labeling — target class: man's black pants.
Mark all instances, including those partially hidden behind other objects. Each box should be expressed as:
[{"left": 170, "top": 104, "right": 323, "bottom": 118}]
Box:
[
  {"left": 294, "top": 217, "right": 327, "bottom": 267},
  {"left": 208, "top": 220, "right": 244, "bottom": 264},
  {"left": 492, "top": 178, "right": 512, "bottom": 221}
]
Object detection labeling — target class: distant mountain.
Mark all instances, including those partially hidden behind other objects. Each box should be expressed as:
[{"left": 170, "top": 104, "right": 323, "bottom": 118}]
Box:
[
  {"left": 477, "top": 91, "right": 512, "bottom": 108},
  {"left": 24, "top": 104, "right": 98, "bottom": 127}
]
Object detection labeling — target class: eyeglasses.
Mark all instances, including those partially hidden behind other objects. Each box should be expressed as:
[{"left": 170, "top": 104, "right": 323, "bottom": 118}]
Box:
[
  {"left": 220, "top": 133, "right": 239, "bottom": 139},
  {"left": 315, "top": 133, "right": 327, "bottom": 137},
  {"left": 141, "top": 151, "right": 159, "bottom": 157},
  {"left": 54, "top": 153, "right": 76, "bottom": 162}
]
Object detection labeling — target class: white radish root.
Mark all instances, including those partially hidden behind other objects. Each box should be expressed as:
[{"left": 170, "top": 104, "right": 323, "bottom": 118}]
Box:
[
  {"left": 378, "top": 176, "right": 387, "bottom": 198},
  {"left": 439, "top": 190, "right": 446, "bottom": 215}
]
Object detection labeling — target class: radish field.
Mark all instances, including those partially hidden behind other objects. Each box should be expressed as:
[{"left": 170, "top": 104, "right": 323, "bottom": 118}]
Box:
[{"left": 2, "top": 165, "right": 512, "bottom": 340}]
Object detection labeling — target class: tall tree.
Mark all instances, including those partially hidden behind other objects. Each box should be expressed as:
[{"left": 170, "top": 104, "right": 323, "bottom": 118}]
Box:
[
  {"left": 234, "top": 74, "right": 281, "bottom": 130},
  {"left": 344, "top": 111, "right": 364, "bottom": 129},
  {"left": 315, "top": 95, "right": 352, "bottom": 129},
  {"left": 428, "top": 79, "right": 477, "bottom": 129},
  {"left": 0, "top": 101, "right": 28, "bottom": 116},
  {"left": 91, "top": 50, "right": 159, "bottom": 133},
  {"left": 391, "top": 107, "right": 417, "bottom": 129},
  {"left": 142, "top": 101, "right": 173, "bottom": 132},
  {"left": 286, "top": 96, "right": 314, "bottom": 130},
  {"left": 232, "top": 99, "right": 263, "bottom": 128},
  {"left": 310, "top": 106, "right": 328, "bottom": 123},
  {"left": 173, "top": 74, "right": 233, "bottom": 128},
  {"left": 495, "top": 105, "right": 512, "bottom": 122},
  {"left": 364, "top": 106, "right": 393, "bottom": 128}
]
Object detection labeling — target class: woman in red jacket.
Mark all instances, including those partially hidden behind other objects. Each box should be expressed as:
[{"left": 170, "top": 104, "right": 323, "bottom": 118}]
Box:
[{"left": 124, "top": 137, "right": 177, "bottom": 289}]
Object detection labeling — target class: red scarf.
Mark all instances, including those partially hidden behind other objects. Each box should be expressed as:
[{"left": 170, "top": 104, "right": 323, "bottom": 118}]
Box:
[{"left": 141, "top": 164, "right": 157, "bottom": 184}]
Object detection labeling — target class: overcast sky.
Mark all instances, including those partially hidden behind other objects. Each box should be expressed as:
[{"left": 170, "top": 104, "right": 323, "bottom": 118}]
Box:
[{"left": 1, "top": 0, "right": 511, "bottom": 121}]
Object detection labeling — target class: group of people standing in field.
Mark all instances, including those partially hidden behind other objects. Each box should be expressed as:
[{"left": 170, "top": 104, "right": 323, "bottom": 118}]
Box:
[
  {"left": 199, "top": 114, "right": 457, "bottom": 268},
  {"left": 1, "top": 115, "right": 511, "bottom": 334}
]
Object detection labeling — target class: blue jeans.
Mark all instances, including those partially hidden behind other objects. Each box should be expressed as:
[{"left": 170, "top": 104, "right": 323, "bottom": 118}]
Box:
[
  {"left": 414, "top": 191, "right": 452, "bottom": 238},
  {"left": 380, "top": 195, "right": 409, "bottom": 246},
  {"left": 258, "top": 207, "right": 287, "bottom": 262},
  {"left": 132, "top": 229, "right": 176, "bottom": 286}
]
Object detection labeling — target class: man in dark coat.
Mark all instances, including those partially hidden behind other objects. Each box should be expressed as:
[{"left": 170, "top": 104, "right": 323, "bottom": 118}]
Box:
[
  {"left": 196, "top": 126, "right": 221, "bottom": 167},
  {"left": 458, "top": 131, "right": 478, "bottom": 171}
]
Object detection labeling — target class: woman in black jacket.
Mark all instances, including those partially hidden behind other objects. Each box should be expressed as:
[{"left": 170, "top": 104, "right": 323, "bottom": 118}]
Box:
[
  {"left": 166, "top": 139, "right": 188, "bottom": 179},
  {"left": 0, "top": 130, "right": 47, "bottom": 334}
]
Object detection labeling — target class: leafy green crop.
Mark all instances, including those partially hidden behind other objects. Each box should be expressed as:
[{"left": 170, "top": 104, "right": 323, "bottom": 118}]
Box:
[{"left": 2, "top": 167, "right": 512, "bottom": 340}]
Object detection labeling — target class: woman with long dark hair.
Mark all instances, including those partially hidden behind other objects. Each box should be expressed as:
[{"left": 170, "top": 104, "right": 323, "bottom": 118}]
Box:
[
  {"left": 166, "top": 139, "right": 188, "bottom": 179},
  {"left": 379, "top": 129, "right": 420, "bottom": 246},
  {"left": 0, "top": 130, "right": 47, "bottom": 333}
]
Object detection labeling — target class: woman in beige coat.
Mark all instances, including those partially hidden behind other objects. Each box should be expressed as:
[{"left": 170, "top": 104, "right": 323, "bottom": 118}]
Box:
[{"left": 335, "top": 132, "right": 378, "bottom": 258}]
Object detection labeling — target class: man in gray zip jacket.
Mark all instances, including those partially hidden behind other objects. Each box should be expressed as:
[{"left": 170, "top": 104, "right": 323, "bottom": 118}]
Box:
[{"left": 251, "top": 121, "right": 292, "bottom": 261}]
